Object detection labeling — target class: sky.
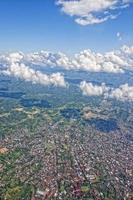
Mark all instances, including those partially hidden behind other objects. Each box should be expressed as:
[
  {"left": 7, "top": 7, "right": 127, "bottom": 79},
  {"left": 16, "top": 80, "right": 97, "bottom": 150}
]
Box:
[{"left": 0, "top": 0, "right": 133, "bottom": 54}]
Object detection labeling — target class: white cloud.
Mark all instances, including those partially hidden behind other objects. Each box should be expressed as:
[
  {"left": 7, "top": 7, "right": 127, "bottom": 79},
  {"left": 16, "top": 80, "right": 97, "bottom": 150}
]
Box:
[
  {"left": 109, "top": 83, "right": 133, "bottom": 101},
  {"left": 8, "top": 52, "right": 24, "bottom": 63},
  {"left": 24, "top": 48, "right": 126, "bottom": 73},
  {"left": 72, "top": 49, "right": 125, "bottom": 73},
  {"left": 0, "top": 54, "right": 67, "bottom": 87},
  {"left": 80, "top": 81, "right": 110, "bottom": 96},
  {"left": 80, "top": 81, "right": 133, "bottom": 102},
  {"left": 0, "top": 45, "right": 133, "bottom": 74},
  {"left": 117, "top": 45, "right": 133, "bottom": 70},
  {"left": 8, "top": 63, "right": 67, "bottom": 87},
  {"left": 75, "top": 13, "right": 117, "bottom": 26},
  {"left": 56, "top": 0, "right": 132, "bottom": 25},
  {"left": 25, "top": 45, "right": 133, "bottom": 73}
]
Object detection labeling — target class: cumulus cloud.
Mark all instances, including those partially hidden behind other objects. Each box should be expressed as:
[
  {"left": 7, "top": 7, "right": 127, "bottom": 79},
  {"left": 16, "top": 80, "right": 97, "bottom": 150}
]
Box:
[
  {"left": 0, "top": 45, "right": 133, "bottom": 74},
  {"left": 72, "top": 49, "right": 124, "bottom": 73},
  {"left": 8, "top": 63, "right": 67, "bottom": 87},
  {"left": 109, "top": 83, "right": 133, "bottom": 101},
  {"left": 24, "top": 45, "right": 133, "bottom": 73},
  {"left": 80, "top": 81, "right": 110, "bottom": 96},
  {"left": 0, "top": 53, "right": 67, "bottom": 87},
  {"left": 56, "top": 0, "right": 132, "bottom": 25},
  {"left": 80, "top": 81, "right": 133, "bottom": 102},
  {"left": 25, "top": 51, "right": 72, "bottom": 69},
  {"left": 117, "top": 45, "right": 133, "bottom": 71},
  {"left": 8, "top": 52, "right": 24, "bottom": 63}
]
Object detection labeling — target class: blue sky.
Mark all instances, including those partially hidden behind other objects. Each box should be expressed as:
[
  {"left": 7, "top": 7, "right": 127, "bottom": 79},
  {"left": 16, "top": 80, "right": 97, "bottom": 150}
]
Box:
[{"left": 0, "top": 0, "right": 133, "bottom": 54}]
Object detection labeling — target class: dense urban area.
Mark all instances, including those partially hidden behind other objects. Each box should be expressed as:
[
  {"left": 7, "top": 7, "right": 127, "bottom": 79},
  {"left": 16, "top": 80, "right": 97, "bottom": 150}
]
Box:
[{"left": 0, "top": 75, "right": 133, "bottom": 200}]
